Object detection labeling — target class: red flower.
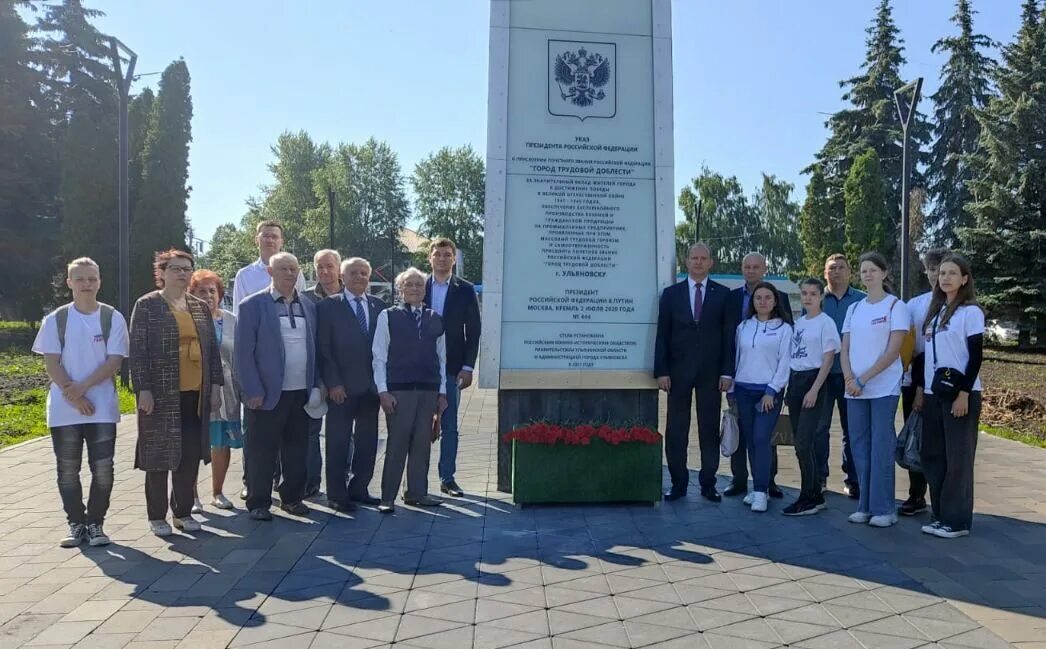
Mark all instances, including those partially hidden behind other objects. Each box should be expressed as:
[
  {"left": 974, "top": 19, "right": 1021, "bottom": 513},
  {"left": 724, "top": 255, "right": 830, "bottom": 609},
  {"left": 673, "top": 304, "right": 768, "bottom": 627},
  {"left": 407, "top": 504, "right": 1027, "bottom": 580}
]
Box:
[{"left": 503, "top": 422, "right": 663, "bottom": 446}]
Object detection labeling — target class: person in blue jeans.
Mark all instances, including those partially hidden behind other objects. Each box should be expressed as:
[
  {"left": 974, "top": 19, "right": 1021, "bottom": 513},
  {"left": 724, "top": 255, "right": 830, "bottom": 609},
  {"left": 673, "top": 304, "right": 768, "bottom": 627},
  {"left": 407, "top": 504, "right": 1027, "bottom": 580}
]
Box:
[
  {"left": 816, "top": 254, "right": 865, "bottom": 498},
  {"left": 841, "top": 252, "right": 910, "bottom": 529},
  {"left": 423, "top": 238, "right": 481, "bottom": 498},
  {"left": 728, "top": 282, "right": 793, "bottom": 514}
]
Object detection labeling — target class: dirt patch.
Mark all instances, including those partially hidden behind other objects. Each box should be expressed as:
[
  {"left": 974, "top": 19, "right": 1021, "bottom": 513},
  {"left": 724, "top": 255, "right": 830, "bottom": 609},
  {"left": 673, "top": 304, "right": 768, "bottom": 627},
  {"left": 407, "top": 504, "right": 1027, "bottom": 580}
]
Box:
[{"left": 980, "top": 348, "right": 1046, "bottom": 440}]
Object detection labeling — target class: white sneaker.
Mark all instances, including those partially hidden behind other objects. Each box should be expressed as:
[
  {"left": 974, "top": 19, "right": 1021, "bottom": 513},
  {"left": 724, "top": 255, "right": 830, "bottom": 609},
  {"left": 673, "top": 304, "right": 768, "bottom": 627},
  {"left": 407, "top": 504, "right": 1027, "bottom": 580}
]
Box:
[
  {"left": 191, "top": 499, "right": 204, "bottom": 514},
  {"left": 743, "top": 492, "right": 755, "bottom": 505},
  {"left": 869, "top": 514, "right": 898, "bottom": 528},
  {"left": 848, "top": 512, "right": 871, "bottom": 524},
  {"left": 173, "top": 517, "right": 201, "bottom": 532},
  {"left": 750, "top": 492, "right": 768, "bottom": 513},
  {"left": 150, "top": 520, "right": 173, "bottom": 537},
  {"left": 922, "top": 521, "right": 942, "bottom": 535},
  {"left": 211, "top": 494, "right": 233, "bottom": 510},
  {"left": 931, "top": 525, "right": 969, "bottom": 539}
]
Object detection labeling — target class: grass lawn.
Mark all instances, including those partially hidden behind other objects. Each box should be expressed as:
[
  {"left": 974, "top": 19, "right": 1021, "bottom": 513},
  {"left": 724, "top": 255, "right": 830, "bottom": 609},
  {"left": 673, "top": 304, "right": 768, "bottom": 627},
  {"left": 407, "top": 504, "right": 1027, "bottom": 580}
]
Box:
[
  {"left": 979, "top": 347, "right": 1046, "bottom": 445},
  {"left": 1, "top": 324, "right": 135, "bottom": 449}
]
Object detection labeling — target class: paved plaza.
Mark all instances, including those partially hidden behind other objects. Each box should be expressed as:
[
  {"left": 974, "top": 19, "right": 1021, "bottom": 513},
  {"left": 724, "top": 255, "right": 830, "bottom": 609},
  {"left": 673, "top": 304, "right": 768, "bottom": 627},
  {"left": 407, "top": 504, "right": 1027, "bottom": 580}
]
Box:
[{"left": 2, "top": 385, "right": 1045, "bottom": 649}]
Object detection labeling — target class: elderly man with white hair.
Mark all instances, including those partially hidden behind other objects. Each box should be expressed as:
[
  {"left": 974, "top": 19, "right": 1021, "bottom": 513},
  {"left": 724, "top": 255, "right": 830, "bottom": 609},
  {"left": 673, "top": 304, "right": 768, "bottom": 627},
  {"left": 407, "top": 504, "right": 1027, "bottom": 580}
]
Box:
[
  {"left": 235, "top": 252, "right": 320, "bottom": 520},
  {"left": 372, "top": 267, "right": 448, "bottom": 513}
]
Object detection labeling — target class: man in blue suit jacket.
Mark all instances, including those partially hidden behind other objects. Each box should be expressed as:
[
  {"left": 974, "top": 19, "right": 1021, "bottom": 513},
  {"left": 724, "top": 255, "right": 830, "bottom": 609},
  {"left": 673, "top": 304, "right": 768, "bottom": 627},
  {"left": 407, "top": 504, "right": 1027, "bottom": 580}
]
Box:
[
  {"left": 235, "top": 253, "right": 319, "bottom": 521},
  {"left": 654, "top": 243, "right": 735, "bottom": 502},
  {"left": 423, "top": 238, "right": 481, "bottom": 498}
]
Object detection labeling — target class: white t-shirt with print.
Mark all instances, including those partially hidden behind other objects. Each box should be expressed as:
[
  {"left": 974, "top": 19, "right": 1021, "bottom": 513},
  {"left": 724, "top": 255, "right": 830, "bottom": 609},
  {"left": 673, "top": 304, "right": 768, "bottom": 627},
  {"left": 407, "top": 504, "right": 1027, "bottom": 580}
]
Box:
[
  {"left": 842, "top": 296, "right": 911, "bottom": 399},
  {"left": 790, "top": 312, "right": 842, "bottom": 372},
  {"left": 922, "top": 304, "right": 985, "bottom": 394},
  {"left": 32, "top": 305, "right": 130, "bottom": 427}
]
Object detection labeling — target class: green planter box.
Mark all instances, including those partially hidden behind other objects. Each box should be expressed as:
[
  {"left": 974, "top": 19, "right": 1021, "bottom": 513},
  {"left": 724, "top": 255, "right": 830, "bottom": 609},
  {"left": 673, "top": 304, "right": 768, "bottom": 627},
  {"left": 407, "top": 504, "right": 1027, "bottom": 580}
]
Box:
[{"left": 511, "top": 438, "right": 662, "bottom": 505}]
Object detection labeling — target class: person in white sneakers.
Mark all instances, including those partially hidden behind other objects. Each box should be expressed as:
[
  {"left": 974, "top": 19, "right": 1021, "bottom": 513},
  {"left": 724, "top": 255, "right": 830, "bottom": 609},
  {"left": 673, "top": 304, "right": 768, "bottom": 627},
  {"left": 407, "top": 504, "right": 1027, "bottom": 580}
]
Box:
[
  {"left": 841, "top": 252, "right": 910, "bottom": 528},
  {"left": 783, "top": 278, "right": 840, "bottom": 516},
  {"left": 919, "top": 254, "right": 984, "bottom": 539},
  {"left": 33, "top": 258, "right": 129, "bottom": 548},
  {"left": 728, "top": 282, "right": 793, "bottom": 513}
]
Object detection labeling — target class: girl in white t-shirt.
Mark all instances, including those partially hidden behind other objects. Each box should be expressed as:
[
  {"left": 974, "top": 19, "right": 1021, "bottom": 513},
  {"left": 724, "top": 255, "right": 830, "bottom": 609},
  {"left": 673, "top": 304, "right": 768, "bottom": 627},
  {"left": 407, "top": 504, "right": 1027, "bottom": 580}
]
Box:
[
  {"left": 840, "top": 252, "right": 911, "bottom": 528},
  {"left": 918, "top": 254, "right": 984, "bottom": 539},
  {"left": 728, "top": 282, "right": 793, "bottom": 514},
  {"left": 783, "top": 278, "right": 841, "bottom": 516}
]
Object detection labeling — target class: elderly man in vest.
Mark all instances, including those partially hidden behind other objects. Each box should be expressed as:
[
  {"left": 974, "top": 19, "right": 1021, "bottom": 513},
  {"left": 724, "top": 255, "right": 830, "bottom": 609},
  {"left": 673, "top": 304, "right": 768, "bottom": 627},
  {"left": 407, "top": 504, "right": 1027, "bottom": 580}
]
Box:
[{"left": 372, "top": 267, "right": 448, "bottom": 513}]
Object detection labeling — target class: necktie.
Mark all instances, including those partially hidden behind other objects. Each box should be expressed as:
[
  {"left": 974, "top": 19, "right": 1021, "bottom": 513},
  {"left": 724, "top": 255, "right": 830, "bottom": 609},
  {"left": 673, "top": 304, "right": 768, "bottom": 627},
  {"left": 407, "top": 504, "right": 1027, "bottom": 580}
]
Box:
[
  {"left": 353, "top": 297, "right": 367, "bottom": 333},
  {"left": 693, "top": 283, "right": 703, "bottom": 322},
  {"left": 413, "top": 307, "right": 422, "bottom": 330}
]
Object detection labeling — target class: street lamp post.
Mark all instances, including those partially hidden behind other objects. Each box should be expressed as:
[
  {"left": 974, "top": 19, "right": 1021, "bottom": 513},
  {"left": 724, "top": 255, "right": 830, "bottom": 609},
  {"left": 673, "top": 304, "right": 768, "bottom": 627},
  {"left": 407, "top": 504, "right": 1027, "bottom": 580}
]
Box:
[
  {"left": 108, "top": 37, "right": 137, "bottom": 385},
  {"left": 894, "top": 77, "right": 922, "bottom": 301}
]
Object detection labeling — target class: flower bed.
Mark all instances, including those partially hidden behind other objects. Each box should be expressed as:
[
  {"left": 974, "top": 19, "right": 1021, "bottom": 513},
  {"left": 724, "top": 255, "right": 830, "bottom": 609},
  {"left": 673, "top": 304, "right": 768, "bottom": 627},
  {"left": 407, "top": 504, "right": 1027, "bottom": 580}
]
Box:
[{"left": 504, "top": 423, "right": 663, "bottom": 505}]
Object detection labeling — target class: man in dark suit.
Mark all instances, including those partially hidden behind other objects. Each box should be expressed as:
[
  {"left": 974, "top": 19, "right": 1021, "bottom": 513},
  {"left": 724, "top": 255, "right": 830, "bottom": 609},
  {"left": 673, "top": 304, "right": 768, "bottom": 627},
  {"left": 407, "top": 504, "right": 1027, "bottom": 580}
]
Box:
[
  {"left": 723, "top": 252, "right": 793, "bottom": 499},
  {"left": 316, "top": 257, "right": 388, "bottom": 510},
  {"left": 423, "top": 238, "right": 481, "bottom": 498},
  {"left": 654, "top": 243, "right": 735, "bottom": 502}
]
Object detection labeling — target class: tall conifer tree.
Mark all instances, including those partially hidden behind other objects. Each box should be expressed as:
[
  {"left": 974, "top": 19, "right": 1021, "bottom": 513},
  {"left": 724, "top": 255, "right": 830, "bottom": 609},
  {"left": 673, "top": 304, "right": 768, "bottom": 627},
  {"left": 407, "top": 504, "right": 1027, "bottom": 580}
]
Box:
[{"left": 927, "top": 0, "right": 996, "bottom": 248}]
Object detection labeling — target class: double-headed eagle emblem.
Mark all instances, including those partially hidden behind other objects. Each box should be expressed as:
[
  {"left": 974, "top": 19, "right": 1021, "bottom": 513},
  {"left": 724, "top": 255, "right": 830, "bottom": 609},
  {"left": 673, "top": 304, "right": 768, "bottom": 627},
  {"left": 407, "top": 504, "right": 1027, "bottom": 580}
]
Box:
[{"left": 554, "top": 47, "right": 611, "bottom": 107}]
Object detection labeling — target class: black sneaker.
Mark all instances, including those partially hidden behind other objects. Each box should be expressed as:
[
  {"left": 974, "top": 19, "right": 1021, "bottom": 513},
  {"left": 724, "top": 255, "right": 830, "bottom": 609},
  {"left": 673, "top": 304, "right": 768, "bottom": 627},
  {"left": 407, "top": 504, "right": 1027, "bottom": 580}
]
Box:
[
  {"left": 60, "top": 523, "right": 86, "bottom": 548},
  {"left": 280, "top": 501, "right": 310, "bottom": 516},
  {"left": 768, "top": 485, "right": 785, "bottom": 499},
  {"left": 86, "top": 523, "right": 110, "bottom": 547},
  {"left": 844, "top": 482, "right": 860, "bottom": 499},
  {"left": 782, "top": 500, "right": 820, "bottom": 517},
  {"left": 899, "top": 497, "right": 927, "bottom": 516}
]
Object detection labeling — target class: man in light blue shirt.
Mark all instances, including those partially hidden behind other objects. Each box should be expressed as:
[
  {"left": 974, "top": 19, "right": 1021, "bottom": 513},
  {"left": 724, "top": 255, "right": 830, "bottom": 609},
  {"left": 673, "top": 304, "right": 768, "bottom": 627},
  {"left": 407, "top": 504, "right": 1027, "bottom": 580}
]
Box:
[{"left": 816, "top": 254, "right": 865, "bottom": 498}]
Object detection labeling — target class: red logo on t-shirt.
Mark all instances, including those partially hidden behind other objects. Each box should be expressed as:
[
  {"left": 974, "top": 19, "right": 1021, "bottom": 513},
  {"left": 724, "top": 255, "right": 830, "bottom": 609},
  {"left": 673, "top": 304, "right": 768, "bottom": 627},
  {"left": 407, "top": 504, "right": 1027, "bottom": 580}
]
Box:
[
  {"left": 93, "top": 335, "right": 104, "bottom": 343},
  {"left": 871, "top": 316, "right": 888, "bottom": 325}
]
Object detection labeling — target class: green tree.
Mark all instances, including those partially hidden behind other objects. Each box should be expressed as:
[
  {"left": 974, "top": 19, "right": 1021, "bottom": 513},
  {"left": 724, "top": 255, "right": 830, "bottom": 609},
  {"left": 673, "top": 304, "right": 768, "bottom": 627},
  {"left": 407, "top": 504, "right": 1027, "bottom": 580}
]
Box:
[
  {"left": 844, "top": 149, "right": 889, "bottom": 262},
  {"left": 677, "top": 169, "right": 756, "bottom": 272},
  {"left": 200, "top": 222, "right": 256, "bottom": 283},
  {"left": 927, "top": 0, "right": 997, "bottom": 248},
  {"left": 131, "top": 59, "right": 193, "bottom": 301},
  {"left": 128, "top": 87, "right": 155, "bottom": 224},
  {"left": 807, "top": 0, "right": 930, "bottom": 263},
  {"left": 799, "top": 165, "right": 844, "bottom": 277},
  {"left": 963, "top": 0, "right": 1046, "bottom": 345},
  {"left": 260, "top": 130, "right": 330, "bottom": 259},
  {"left": 752, "top": 174, "right": 802, "bottom": 275},
  {"left": 411, "top": 145, "right": 485, "bottom": 282},
  {"left": 0, "top": 1, "right": 59, "bottom": 319},
  {"left": 311, "top": 138, "right": 411, "bottom": 281}
]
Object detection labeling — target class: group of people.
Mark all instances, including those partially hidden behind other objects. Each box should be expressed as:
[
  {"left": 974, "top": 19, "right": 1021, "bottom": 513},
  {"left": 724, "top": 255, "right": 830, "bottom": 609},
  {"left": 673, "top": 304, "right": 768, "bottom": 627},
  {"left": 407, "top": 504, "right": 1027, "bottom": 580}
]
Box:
[
  {"left": 34, "top": 221, "right": 480, "bottom": 547},
  {"left": 656, "top": 244, "right": 984, "bottom": 539}
]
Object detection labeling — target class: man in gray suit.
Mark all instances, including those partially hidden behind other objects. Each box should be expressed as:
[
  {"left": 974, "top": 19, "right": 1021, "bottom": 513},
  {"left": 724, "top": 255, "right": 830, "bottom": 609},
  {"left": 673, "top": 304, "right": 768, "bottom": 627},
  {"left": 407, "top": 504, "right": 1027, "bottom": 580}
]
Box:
[
  {"left": 317, "top": 257, "right": 387, "bottom": 511},
  {"left": 235, "top": 253, "right": 319, "bottom": 521}
]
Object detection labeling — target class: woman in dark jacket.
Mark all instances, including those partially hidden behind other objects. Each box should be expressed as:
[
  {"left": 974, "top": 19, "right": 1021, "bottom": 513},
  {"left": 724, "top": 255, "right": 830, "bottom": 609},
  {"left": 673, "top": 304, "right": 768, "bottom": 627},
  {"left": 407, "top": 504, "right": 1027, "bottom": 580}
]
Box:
[{"left": 130, "top": 249, "right": 222, "bottom": 537}]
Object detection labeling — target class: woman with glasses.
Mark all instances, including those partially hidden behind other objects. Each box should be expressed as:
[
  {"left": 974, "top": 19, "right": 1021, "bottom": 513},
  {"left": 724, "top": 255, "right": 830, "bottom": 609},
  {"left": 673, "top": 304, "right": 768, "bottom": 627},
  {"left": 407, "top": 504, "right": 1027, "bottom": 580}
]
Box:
[{"left": 130, "top": 249, "right": 222, "bottom": 536}]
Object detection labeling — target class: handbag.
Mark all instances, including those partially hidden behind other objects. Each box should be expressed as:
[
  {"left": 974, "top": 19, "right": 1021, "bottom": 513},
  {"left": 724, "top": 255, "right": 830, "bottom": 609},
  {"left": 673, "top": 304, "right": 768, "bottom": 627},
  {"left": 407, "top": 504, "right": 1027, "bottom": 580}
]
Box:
[
  {"left": 770, "top": 408, "right": 794, "bottom": 446},
  {"left": 896, "top": 411, "right": 923, "bottom": 472},
  {"left": 930, "top": 309, "right": 966, "bottom": 401},
  {"left": 720, "top": 405, "right": 740, "bottom": 457}
]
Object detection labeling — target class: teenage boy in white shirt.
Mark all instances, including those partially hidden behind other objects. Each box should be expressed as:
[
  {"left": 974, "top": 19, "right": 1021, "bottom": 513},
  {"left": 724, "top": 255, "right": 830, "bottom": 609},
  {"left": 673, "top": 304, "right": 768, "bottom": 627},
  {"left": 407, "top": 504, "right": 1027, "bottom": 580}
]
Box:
[{"left": 32, "top": 258, "right": 129, "bottom": 547}]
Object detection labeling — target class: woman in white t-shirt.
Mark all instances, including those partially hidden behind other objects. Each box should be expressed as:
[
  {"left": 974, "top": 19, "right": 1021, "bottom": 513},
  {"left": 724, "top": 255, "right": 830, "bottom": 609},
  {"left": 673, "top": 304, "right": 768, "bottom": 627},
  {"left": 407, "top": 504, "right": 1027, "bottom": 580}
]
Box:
[
  {"left": 728, "top": 282, "right": 793, "bottom": 514},
  {"left": 840, "top": 252, "right": 910, "bottom": 528},
  {"left": 783, "top": 278, "right": 841, "bottom": 516},
  {"left": 918, "top": 254, "right": 984, "bottom": 539}
]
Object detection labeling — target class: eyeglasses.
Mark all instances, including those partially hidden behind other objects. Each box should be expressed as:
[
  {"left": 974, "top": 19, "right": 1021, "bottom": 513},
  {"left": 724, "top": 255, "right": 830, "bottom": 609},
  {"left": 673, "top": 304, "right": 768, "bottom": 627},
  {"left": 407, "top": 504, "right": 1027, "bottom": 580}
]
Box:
[{"left": 166, "top": 266, "right": 194, "bottom": 274}]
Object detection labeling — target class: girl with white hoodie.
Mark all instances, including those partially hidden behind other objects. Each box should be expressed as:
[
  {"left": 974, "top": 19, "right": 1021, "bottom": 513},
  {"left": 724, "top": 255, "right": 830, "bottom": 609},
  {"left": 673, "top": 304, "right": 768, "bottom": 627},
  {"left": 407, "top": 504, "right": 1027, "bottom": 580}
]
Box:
[{"left": 729, "top": 282, "right": 793, "bottom": 513}]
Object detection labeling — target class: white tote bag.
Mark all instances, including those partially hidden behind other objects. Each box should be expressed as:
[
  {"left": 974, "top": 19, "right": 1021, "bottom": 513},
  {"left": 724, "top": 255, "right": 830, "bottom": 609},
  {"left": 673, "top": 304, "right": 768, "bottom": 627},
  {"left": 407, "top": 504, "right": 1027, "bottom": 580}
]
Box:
[{"left": 720, "top": 404, "right": 740, "bottom": 457}]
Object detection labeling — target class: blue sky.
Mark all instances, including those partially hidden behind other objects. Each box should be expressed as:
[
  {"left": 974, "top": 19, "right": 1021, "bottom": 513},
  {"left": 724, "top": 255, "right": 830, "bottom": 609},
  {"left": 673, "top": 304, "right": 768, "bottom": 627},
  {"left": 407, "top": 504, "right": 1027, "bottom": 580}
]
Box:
[{"left": 82, "top": 0, "right": 1023, "bottom": 243}]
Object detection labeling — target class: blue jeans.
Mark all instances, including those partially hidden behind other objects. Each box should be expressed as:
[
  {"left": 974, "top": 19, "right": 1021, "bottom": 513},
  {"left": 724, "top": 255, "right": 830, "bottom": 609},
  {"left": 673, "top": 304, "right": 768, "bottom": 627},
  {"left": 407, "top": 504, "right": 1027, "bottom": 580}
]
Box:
[
  {"left": 734, "top": 387, "right": 783, "bottom": 493},
  {"left": 846, "top": 395, "right": 899, "bottom": 516},
  {"left": 306, "top": 416, "right": 323, "bottom": 492},
  {"left": 816, "top": 374, "right": 858, "bottom": 487},
  {"left": 438, "top": 379, "right": 460, "bottom": 484}
]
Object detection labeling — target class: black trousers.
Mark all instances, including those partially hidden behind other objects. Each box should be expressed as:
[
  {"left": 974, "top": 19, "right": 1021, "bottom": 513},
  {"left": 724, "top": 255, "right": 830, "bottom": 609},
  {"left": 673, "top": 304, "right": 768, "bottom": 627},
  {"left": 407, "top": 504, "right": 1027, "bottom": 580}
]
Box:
[
  {"left": 348, "top": 395, "right": 381, "bottom": 501},
  {"left": 325, "top": 394, "right": 379, "bottom": 505},
  {"left": 145, "top": 391, "right": 202, "bottom": 521},
  {"left": 786, "top": 370, "right": 827, "bottom": 502},
  {"left": 51, "top": 423, "right": 116, "bottom": 525},
  {"left": 245, "top": 390, "right": 309, "bottom": 511},
  {"left": 922, "top": 392, "right": 981, "bottom": 531},
  {"left": 665, "top": 376, "right": 721, "bottom": 492},
  {"left": 901, "top": 384, "right": 928, "bottom": 500}
]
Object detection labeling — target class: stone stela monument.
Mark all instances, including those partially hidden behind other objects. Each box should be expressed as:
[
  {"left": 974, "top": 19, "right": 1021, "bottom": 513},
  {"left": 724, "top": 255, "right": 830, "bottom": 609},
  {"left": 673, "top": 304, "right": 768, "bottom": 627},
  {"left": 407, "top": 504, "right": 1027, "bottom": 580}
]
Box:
[{"left": 482, "top": 0, "right": 675, "bottom": 491}]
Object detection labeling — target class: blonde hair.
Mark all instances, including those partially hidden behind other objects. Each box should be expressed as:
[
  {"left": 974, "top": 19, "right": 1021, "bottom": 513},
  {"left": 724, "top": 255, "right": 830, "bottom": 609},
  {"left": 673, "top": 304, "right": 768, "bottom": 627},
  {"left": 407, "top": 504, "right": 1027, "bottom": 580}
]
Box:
[{"left": 66, "top": 257, "right": 99, "bottom": 276}]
